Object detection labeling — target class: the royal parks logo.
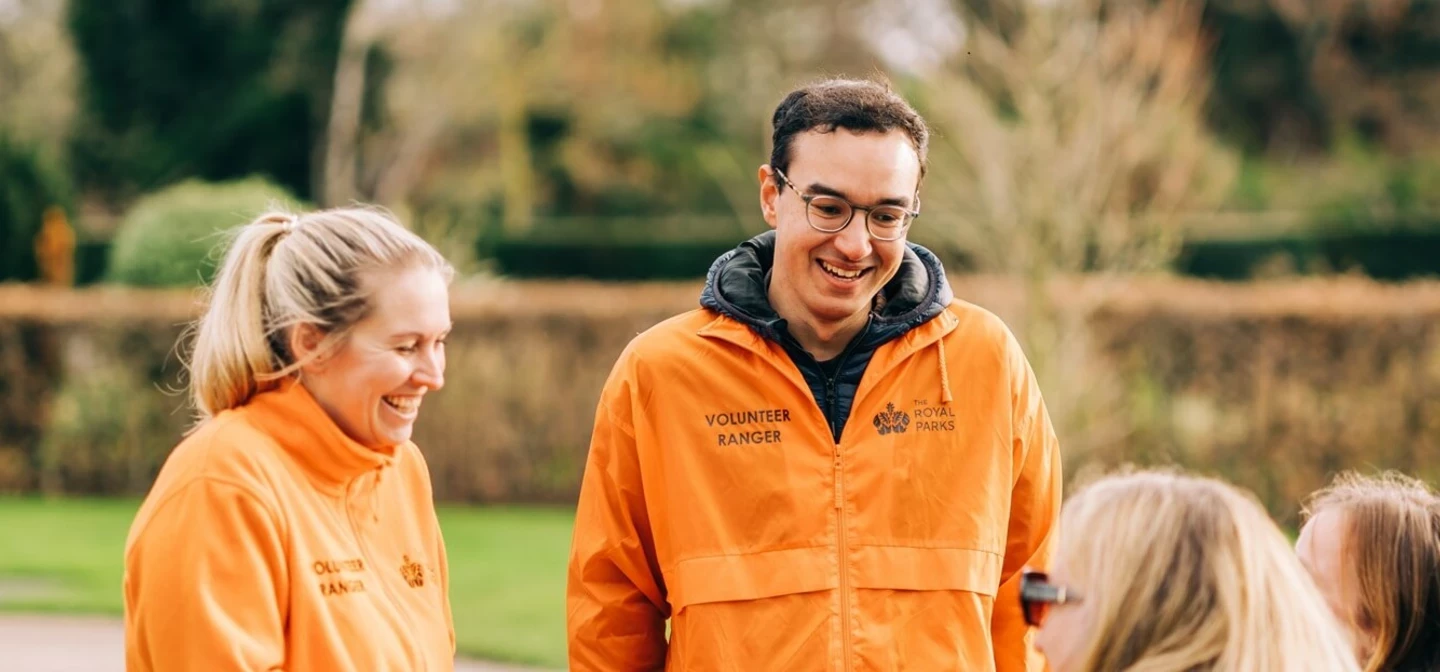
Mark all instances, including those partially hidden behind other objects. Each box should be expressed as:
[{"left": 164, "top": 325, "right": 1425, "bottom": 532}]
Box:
[
  {"left": 873, "top": 403, "right": 911, "bottom": 435},
  {"left": 874, "top": 400, "right": 955, "bottom": 435},
  {"left": 400, "top": 555, "right": 425, "bottom": 588}
]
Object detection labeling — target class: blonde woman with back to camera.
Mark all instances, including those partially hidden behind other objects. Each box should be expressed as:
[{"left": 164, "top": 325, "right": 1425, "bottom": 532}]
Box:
[
  {"left": 1296, "top": 471, "right": 1440, "bottom": 672},
  {"left": 122, "top": 207, "right": 457, "bottom": 670},
  {"left": 1021, "top": 468, "right": 1360, "bottom": 672}
]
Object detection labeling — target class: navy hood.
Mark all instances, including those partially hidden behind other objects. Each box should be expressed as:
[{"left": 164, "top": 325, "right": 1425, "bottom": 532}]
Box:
[{"left": 699, "top": 229, "right": 953, "bottom": 347}]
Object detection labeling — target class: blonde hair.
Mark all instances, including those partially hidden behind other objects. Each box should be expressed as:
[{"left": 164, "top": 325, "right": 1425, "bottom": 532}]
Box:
[
  {"left": 185, "top": 206, "right": 452, "bottom": 420},
  {"left": 1301, "top": 471, "right": 1440, "bottom": 672},
  {"left": 1059, "top": 468, "right": 1359, "bottom": 672}
]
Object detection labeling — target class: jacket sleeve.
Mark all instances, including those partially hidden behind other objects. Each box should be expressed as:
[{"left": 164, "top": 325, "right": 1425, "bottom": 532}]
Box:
[
  {"left": 124, "top": 478, "right": 289, "bottom": 671},
  {"left": 992, "top": 333, "right": 1063, "bottom": 672},
  {"left": 566, "top": 359, "right": 669, "bottom": 671}
]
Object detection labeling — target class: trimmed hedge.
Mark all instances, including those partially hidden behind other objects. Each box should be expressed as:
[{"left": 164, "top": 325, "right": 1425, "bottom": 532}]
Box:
[
  {"left": 480, "top": 215, "right": 755, "bottom": 280},
  {"left": 491, "top": 237, "right": 740, "bottom": 280},
  {"left": 2, "top": 277, "right": 1438, "bottom": 527},
  {"left": 1176, "top": 218, "right": 1440, "bottom": 280}
]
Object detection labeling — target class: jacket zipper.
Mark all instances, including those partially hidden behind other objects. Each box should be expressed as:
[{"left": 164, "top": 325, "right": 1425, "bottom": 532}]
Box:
[
  {"left": 820, "top": 334, "right": 864, "bottom": 670},
  {"left": 347, "top": 470, "right": 428, "bottom": 671},
  {"left": 822, "top": 374, "right": 853, "bottom": 671},
  {"left": 793, "top": 321, "right": 868, "bottom": 670}
]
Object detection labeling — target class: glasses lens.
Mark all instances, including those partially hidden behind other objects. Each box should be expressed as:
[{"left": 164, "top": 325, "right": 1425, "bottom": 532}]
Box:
[
  {"left": 805, "top": 196, "right": 851, "bottom": 232},
  {"left": 867, "top": 206, "right": 911, "bottom": 240}
]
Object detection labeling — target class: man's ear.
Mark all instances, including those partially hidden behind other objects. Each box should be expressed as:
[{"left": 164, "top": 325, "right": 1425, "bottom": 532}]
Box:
[
  {"left": 759, "top": 165, "right": 780, "bottom": 230},
  {"left": 289, "top": 323, "right": 329, "bottom": 372}
]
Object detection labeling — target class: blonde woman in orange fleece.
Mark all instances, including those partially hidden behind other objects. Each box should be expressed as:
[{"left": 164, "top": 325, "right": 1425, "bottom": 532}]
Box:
[{"left": 123, "top": 207, "right": 457, "bottom": 671}]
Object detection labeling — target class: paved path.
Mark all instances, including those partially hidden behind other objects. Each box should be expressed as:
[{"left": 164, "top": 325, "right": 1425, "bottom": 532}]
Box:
[{"left": 0, "top": 614, "right": 554, "bottom": 672}]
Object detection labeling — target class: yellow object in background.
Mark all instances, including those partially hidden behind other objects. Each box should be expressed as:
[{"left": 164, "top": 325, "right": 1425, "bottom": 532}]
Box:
[{"left": 34, "top": 205, "right": 75, "bottom": 286}]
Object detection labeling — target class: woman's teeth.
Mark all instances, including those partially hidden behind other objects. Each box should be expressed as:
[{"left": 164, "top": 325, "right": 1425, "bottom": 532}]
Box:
[{"left": 383, "top": 396, "right": 420, "bottom": 414}]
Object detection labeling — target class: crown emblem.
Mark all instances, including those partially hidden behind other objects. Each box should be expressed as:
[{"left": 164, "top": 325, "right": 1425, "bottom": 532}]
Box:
[
  {"left": 400, "top": 555, "right": 425, "bottom": 588},
  {"left": 873, "top": 403, "right": 911, "bottom": 435}
]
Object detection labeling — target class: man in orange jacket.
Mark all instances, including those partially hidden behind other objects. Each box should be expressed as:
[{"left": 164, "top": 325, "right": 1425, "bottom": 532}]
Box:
[{"left": 567, "top": 78, "right": 1063, "bottom": 671}]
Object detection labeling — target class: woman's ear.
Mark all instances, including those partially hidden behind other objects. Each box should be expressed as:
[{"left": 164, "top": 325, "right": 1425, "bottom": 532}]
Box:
[{"left": 289, "top": 323, "right": 329, "bottom": 372}]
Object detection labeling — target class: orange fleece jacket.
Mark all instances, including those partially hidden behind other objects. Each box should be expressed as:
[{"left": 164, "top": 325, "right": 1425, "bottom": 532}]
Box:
[{"left": 123, "top": 379, "right": 455, "bottom": 671}]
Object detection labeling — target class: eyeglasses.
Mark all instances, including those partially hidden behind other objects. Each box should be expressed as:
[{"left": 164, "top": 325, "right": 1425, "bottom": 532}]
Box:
[
  {"left": 772, "top": 167, "right": 919, "bottom": 242},
  {"left": 1020, "top": 568, "right": 1081, "bottom": 627}
]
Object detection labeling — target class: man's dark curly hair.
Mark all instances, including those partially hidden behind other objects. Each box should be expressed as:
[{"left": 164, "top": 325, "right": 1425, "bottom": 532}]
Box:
[{"left": 768, "top": 78, "right": 930, "bottom": 188}]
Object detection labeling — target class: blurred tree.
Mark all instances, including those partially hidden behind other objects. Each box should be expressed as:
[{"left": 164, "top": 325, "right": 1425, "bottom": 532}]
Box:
[
  {"left": 0, "top": 0, "right": 77, "bottom": 281},
  {"left": 1204, "top": 0, "right": 1440, "bottom": 155},
  {"left": 332, "top": 0, "right": 888, "bottom": 275},
  {"left": 320, "top": 0, "right": 374, "bottom": 208},
  {"left": 0, "top": 0, "right": 77, "bottom": 155},
  {"left": 66, "top": 0, "right": 353, "bottom": 204},
  {"left": 358, "top": 0, "right": 886, "bottom": 215},
  {"left": 925, "top": 0, "right": 1236, "bottom": 276},
  {"left": 912, "top": 0, "right": 1238, "bottom": 462}
]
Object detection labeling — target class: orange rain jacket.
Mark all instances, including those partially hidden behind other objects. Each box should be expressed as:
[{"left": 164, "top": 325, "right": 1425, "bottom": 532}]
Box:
[
  {"left": 124, "top": 379, "right": 456, "bottom": 671},
  {"left": 568, "top": 232, "right": 1063, "bottom": 670}
]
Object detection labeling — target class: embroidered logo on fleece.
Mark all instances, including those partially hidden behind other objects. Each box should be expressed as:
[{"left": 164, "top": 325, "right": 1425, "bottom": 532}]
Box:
[{"left": 400, "top": 555, "right": 425, "bottom": 588}]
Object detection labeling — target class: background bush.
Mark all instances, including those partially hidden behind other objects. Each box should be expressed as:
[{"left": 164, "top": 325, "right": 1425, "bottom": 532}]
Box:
[
  {"left": 105, "top": 176, "right": 304, "bottom": 287},
  {"left": 1176, "top": 220, "right": 1440, "bottom": 281},
  {"left": 35, "top": 325, "right": 190, "bottom": 495},
  {"left": 1087, "top": 278, "right": 1440, "bottom": 527}
]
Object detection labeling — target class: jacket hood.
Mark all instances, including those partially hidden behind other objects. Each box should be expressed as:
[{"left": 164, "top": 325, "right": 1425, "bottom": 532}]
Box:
[{"left": 699, "top": 229, "right": 953, "bottom": 345}]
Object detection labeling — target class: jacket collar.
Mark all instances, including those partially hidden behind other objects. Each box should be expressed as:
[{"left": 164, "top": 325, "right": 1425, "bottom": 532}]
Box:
[
  {"left": 698, "top": 229, "right": 954, "bottom": 350},
  {"left": 245, "top": 378, "right": 397, "bottom": 493}
]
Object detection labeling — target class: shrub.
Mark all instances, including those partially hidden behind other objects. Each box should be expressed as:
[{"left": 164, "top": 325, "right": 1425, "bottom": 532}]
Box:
[
  {"left": 106, "top": 176, "right": 305, "bottom": 287},
  {"left": 1085, "top": 277, "right": 1440, "bottom": 527}
]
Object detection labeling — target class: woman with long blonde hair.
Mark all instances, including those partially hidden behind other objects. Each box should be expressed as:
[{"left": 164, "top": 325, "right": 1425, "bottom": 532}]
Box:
[
  {"left": 1297, "top": 471, "right": 1440, "bottom": 672},
  {"left": 124, "top": 206, "right": 459, "bottom": 671},
  {"left": 1023, "top": 468, "right": 1359, "bottom": 672}
]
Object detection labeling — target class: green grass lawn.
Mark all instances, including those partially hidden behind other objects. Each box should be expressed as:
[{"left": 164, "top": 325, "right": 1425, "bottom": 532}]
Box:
[{"left": 0, "top": 496, "right": 574, "bottom": 668}]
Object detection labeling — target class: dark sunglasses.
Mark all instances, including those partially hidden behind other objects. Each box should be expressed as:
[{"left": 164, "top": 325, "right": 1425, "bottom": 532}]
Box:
[{"left": 1020, "top": 568, "right": 1081, "bottom": 627}]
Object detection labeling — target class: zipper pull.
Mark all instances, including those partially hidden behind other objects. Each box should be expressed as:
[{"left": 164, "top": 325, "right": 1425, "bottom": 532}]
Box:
[{"left": 834, "top": 449, "right": 843, "bottom": 509}]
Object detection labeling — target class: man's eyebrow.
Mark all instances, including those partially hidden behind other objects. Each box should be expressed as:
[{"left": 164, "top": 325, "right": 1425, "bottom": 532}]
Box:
[{"left": 805, "top": 181, "right": 913, "bottom": 208}]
